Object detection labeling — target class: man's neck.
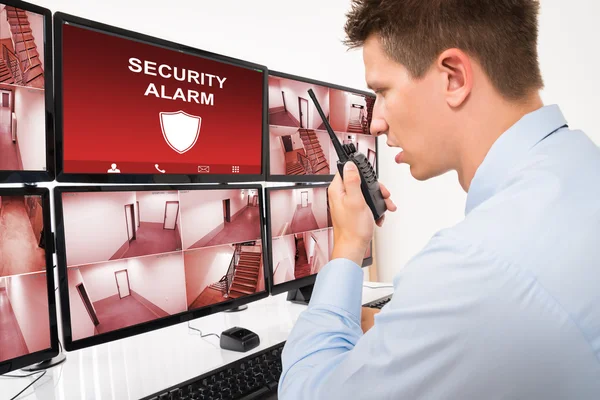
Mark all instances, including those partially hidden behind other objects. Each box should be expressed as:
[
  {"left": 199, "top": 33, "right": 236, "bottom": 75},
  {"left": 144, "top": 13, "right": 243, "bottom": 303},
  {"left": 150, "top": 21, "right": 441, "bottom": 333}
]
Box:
[{"left": 456, "top": 93, "right": 544, "bottom": 192}]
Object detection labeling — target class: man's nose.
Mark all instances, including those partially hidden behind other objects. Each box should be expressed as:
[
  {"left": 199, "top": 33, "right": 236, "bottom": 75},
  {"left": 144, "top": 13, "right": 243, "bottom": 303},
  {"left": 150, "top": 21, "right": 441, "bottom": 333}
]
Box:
[{"left": 370, "top": 118, "right": 388, "bottom": 137}]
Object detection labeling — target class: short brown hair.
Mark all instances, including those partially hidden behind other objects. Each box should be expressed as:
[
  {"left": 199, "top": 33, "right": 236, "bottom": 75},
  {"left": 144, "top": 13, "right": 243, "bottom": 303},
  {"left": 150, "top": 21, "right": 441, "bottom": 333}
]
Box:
[{"left": 344, "top": 0, "right": 544, "bottom": 100}]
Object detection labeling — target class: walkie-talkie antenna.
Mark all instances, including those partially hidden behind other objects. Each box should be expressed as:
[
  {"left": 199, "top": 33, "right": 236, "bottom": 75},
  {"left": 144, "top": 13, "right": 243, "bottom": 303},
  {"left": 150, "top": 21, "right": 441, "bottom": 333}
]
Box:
[{"left": 307, "top": 89, "right": 348, "bottom": 162}]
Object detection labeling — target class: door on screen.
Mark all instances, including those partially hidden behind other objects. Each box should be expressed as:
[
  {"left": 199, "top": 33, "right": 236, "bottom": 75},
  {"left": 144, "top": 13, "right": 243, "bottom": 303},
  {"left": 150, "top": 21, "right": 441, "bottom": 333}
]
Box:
[
  {"left": 124, "top": 204, "right": 136, "bottom": 241},
  {"left": 164, "top": 201, "right": 179, "bottom": 230},
  {"left": 115, "top": 270, "right": 131, "bottom": 298}
]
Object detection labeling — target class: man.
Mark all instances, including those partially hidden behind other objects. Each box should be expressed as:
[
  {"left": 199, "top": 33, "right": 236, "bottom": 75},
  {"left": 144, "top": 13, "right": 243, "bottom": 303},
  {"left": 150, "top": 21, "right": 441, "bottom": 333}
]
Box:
[{"left": 279, "top": 0, "right": 600, "bottom": 398}]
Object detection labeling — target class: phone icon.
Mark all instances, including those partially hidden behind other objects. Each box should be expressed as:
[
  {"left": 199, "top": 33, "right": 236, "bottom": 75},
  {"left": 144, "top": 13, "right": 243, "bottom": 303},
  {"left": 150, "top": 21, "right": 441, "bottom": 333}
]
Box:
[{"left": 155, "top": 164, "right": 166, "bottom": 173}]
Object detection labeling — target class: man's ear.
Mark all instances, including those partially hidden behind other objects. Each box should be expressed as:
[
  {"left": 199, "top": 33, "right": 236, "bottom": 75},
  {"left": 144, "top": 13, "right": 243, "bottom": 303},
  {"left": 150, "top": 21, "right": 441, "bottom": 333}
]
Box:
[{"left": 436, "top": 48, "right": 473, "bottom": 108}]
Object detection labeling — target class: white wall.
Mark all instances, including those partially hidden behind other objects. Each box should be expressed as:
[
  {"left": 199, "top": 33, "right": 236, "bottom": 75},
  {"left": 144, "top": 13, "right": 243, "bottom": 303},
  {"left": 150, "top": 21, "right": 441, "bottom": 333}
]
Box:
[
  {"left": 269, "top": 189, "right": 296, "bottom": 237},
  {"left": 179, "top": 189, "right": 247, "bottom": 249},
  {"left": 27, "top": 10, "right": 45, "bottom": 68},
  {"left": 62, "top": 191, "right": 136, "bottom": 266},
  {"left": 329, "top": 89, "right": 350, "bottom": 133},
  {"left": 6, "top": 272, "right": 50, "bottom": 353},
  {"left": 268, "top": 77, "right": 284, "bottom": 110},
  {"left": 14, "top": 87, "right": 45, "bottom": 171},
  {"left": 127, "top": 253, "right": 187, "bottom": 315},
  {"left": 0, "top": 8, "right": 10, "bottom": 40},
  {"left": 312, "top": 187, "right": 329, "bottom": 229},
  {"left": 136, "top": 191, "right": 179, "bottom": 224},
  {"left": 271, "top": 235, "right": 296, "bottom": 285}
]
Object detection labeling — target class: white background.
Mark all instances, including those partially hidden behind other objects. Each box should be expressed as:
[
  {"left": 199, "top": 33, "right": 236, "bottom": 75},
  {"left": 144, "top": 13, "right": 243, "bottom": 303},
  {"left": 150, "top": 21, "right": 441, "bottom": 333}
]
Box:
[{"left": 30, "top": 0, "right": 600, "bottom": 283}]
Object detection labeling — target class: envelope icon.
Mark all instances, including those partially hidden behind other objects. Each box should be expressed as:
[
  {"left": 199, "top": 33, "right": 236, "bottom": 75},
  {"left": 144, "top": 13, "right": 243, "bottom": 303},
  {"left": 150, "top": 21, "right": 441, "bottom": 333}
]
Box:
[{"left": 198, "top": 166, "right": 210, "bottom": 173}]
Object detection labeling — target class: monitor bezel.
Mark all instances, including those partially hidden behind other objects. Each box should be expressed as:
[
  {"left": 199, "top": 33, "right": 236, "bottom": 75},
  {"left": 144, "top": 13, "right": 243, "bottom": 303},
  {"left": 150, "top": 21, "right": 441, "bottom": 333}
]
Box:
[
  {"left": 265, "top": 183, "right": 372, "bottom": 296},
  {"left": 266, "top": 70, "right": 378, "bottom": 183},
  {"left": 54, "top": 184, "right": 270, "bottom": 352},
  {"left": 52, "top": 12, "right": 268, "bottom": 184},
  {"left": 0, "top": 186, "right": 59, "bottom": 374},
  {"left": 0, "top": 0, "right": 55, "bottom": 184}
]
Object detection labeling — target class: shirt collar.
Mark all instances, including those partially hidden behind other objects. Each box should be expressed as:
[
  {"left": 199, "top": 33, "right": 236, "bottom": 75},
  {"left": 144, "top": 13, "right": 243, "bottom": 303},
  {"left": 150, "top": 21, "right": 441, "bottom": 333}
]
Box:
[{"left": 465, "top": 104, "right": 568, "bottom": 215}]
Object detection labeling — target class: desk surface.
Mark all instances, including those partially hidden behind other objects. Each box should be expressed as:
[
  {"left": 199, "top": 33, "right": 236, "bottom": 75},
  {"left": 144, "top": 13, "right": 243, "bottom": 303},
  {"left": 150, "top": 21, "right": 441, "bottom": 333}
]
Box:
[{"left": 0, "top": 283, "right": 393, "bottom": 400}]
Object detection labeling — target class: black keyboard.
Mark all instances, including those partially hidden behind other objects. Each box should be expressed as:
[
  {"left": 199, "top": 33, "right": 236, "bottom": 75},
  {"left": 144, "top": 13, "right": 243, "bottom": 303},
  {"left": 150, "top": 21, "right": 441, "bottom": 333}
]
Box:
[
  {"left": 142, "top": 341, "right": 285, "bottom": 400},
  {"left": 363, "top": 295, "right": 392, "bottom": 309}
]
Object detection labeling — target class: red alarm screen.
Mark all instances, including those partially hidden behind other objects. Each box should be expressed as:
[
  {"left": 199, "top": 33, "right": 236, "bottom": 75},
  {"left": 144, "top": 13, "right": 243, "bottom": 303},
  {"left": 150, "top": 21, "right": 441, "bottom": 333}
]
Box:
[{"left": 61, "top": 23, "right": 264, "bottom": 175}]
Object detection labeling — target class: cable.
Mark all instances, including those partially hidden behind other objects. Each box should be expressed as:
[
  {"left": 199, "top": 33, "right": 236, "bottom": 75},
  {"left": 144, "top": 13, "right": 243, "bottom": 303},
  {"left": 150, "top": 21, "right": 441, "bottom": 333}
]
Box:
[
  {"left": 8, "top": 370, "right": 47, "bottom": 400},
  {"left": 363, "top": 284, "right": 394, "bottom": 289},
  {"left": 188, "top": 322, "right": 221, "bottom": 340}
]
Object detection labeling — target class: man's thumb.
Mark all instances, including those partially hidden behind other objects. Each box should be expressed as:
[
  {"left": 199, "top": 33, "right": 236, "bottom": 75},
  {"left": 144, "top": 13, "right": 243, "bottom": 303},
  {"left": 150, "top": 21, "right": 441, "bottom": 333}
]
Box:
[{"left": 343, "top": 161, "right": 362, "bottom": 197}]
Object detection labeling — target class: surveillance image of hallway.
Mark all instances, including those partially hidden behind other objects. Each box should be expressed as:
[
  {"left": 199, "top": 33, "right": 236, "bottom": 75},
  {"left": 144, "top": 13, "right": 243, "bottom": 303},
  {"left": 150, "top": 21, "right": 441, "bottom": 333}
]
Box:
[
  {"left": 180, "top": 189, "right": 261, "bottom": 250},
  {"left": 0, "top": 195, "right": 45, "bottom": 278},
  {"left": 268, "top": 76, "right": 330, "bottom": 130},
  {"left": 270, "top": 229, "right": 332, "bottom": 285},
  {"left": 0, "top": 273, "right": 51, "bottom": 363},
  {"left": 269, "top": 187, "right": 328, "bottom": 237},
  {"left": 62, "top": 191, "right": 183, "bottom": 268},
  {"left": 67, "top": 252, "right": 187, "bottom": 341},
  {"left": 0, "top": 84, "right": 46, "bottom": 171},
  {"left": 329, "top": 88, "right": 375, "bottom": 136},
  {"left": 184, "top": 241, "right": 265, "bottom": 310}
]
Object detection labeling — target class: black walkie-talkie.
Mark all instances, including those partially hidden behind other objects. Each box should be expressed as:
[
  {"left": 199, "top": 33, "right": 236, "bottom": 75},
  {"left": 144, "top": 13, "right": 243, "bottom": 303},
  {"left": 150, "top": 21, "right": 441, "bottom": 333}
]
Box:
[{"left": 307, "top": 89, "right": 387, "bottom": 221}]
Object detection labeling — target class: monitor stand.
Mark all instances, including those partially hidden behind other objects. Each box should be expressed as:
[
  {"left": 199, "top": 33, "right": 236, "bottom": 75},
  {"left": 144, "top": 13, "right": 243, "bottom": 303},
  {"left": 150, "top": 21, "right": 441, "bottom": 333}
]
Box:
[
  {"left": 287, "top": 284, "right": 314, "bottom": 305},
  {"left": 224, "top": 305, "right": 248, "bottom": 313},
  {"left": 21, "top": 353, "right": 66, "bottom": 372}
]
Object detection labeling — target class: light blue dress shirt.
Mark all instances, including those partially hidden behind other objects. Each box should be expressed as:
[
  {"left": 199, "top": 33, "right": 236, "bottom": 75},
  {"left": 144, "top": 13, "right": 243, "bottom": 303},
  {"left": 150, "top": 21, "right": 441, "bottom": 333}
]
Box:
[{"left": 279, "top": 105, "right": 600, "bottom": 399}]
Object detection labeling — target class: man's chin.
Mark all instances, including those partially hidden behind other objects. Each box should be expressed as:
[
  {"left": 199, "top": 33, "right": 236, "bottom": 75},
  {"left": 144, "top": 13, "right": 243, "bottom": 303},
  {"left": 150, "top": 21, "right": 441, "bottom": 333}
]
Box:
[{"left": 409, "top": 164, "right": 439, "bottom": 181}]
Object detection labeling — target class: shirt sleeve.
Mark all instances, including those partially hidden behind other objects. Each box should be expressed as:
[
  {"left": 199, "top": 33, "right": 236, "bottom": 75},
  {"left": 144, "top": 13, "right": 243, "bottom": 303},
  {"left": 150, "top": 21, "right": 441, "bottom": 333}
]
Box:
[{"left": 278, "top": 232, "right": 515, "bottom": 400}]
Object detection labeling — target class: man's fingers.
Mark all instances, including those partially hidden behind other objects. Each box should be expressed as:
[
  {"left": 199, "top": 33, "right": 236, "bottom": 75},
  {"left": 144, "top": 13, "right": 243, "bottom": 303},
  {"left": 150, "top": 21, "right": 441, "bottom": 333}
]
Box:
[
  {"left": 385, "top": 197, "right": 397, "bottom": 212},
  {"left": 329, "top": 171, "right": 345, "bottom": 199},
  {"left": 376, "top": 215, "right": 385, "bottom": 227},
  {"left": 379, "top": 182, "right": 391, "bottom": 199},
  {"left": 342, "top": 162, "right": 363, "bottom": 202}
]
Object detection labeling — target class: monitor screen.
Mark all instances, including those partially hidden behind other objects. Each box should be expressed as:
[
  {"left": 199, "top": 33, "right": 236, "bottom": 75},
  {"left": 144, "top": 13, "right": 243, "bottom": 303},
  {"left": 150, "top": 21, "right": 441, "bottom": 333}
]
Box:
[
  {"left": 0, "top": 188, "right": 57, "bottom": 373},
  {"left": 56, "top": 185, "right": 267, "bottom": 350},
  {"left": 54, "top": 13, "right": 266, "bottom": 183},
  {"left": 266, "top": 185, "right": 372, "bottom": 292},
  {"left": 267, "top": 72, "right": 377, "bottom": 181},
  {"left": 0, "top": 3, "right": 53, "bottom": 183}
]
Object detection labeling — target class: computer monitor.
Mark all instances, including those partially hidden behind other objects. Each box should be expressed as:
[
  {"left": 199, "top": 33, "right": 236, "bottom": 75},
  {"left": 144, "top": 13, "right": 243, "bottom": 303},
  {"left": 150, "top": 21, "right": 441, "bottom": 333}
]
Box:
[
  {"left": 55, "top": 184, "right": 269, "bottom": 351},
  {"left": 0, "top": 1, "right": 54, "bottom": 184},
  {"left": 0, "top": 186, "right": 59, "bottom": 374},
  {"left": 53, "top": 12, "right": 267, "bottom": 184},
  {"left": 267, "top": 70, "right": 377, "bottom": 182},
  {"left": 265, "top": 184, "right": 373, "bottom": 304}
]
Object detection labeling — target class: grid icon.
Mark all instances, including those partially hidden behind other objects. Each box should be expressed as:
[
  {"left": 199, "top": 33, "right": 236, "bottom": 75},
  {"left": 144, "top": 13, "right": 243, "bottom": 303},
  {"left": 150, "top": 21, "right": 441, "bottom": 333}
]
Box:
[{"left": 232, "top": 166, "right": 240, "bottom": 173}]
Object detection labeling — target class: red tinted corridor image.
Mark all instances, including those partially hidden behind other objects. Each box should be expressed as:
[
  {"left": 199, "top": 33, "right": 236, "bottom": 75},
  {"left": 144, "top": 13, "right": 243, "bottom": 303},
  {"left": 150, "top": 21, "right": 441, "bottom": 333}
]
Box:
[
  {"left": 0, "top": 273, "right": 51, "bottom": 363},
  {"left": 329, "top": 89, "right": 374, "bottom": 136},
  {"left": 179, "top": 189, "right": 261, "bottom": 250},
  {"left": 67, "top": 252, "right": 187, "bottom": 341},
  {"left": 270, "top": 229, "right": 333, "bottom": 285},
  {"left": 269, "top": 187, "right": 329, "bottom": 237},
  {"left": 0, "top": 4, "right": 47, "bottom": 172},
  {"left": 62, "top": 191, "right": 183, "bottom": 267},
  {"left": 0, "top": 195, "right": 45, "bottom": 278},
  {"left": 268, "top": 76, "right": 329, "bottom": 130},
  {"left": 184, "top": 241, "right": 264, "bottom": 310},
  {"left": 269, "top": 126, "right": 332, "bottom": 176}
]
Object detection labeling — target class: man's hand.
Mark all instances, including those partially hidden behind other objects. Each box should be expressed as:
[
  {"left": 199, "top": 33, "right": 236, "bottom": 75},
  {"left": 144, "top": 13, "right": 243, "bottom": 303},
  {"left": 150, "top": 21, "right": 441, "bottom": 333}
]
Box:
[
  {"left": 361, "top": 307, "right": 380, "bottom": 333},
  {"left": 329, "top": 161, "right": 396, "bottom": 266}
]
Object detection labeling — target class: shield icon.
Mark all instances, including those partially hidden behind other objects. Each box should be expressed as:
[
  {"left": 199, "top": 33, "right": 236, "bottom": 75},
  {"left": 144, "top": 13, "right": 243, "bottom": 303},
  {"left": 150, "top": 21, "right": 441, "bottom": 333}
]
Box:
[{"left": 159, "top": 110, "right": 202, "bottom": 154}]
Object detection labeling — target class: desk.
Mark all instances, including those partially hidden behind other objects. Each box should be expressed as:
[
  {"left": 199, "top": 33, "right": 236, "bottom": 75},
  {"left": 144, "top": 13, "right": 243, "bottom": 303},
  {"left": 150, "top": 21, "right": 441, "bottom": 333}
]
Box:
[{"left": 0, "top": 283, "right": 393, "bottom": 400}]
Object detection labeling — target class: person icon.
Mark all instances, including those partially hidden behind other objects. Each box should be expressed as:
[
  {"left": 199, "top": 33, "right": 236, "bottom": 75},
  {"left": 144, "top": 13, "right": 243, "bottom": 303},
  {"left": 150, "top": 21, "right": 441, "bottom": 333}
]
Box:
[{"left": 107, "top": 163, "right": 121, "bottom": 173}]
